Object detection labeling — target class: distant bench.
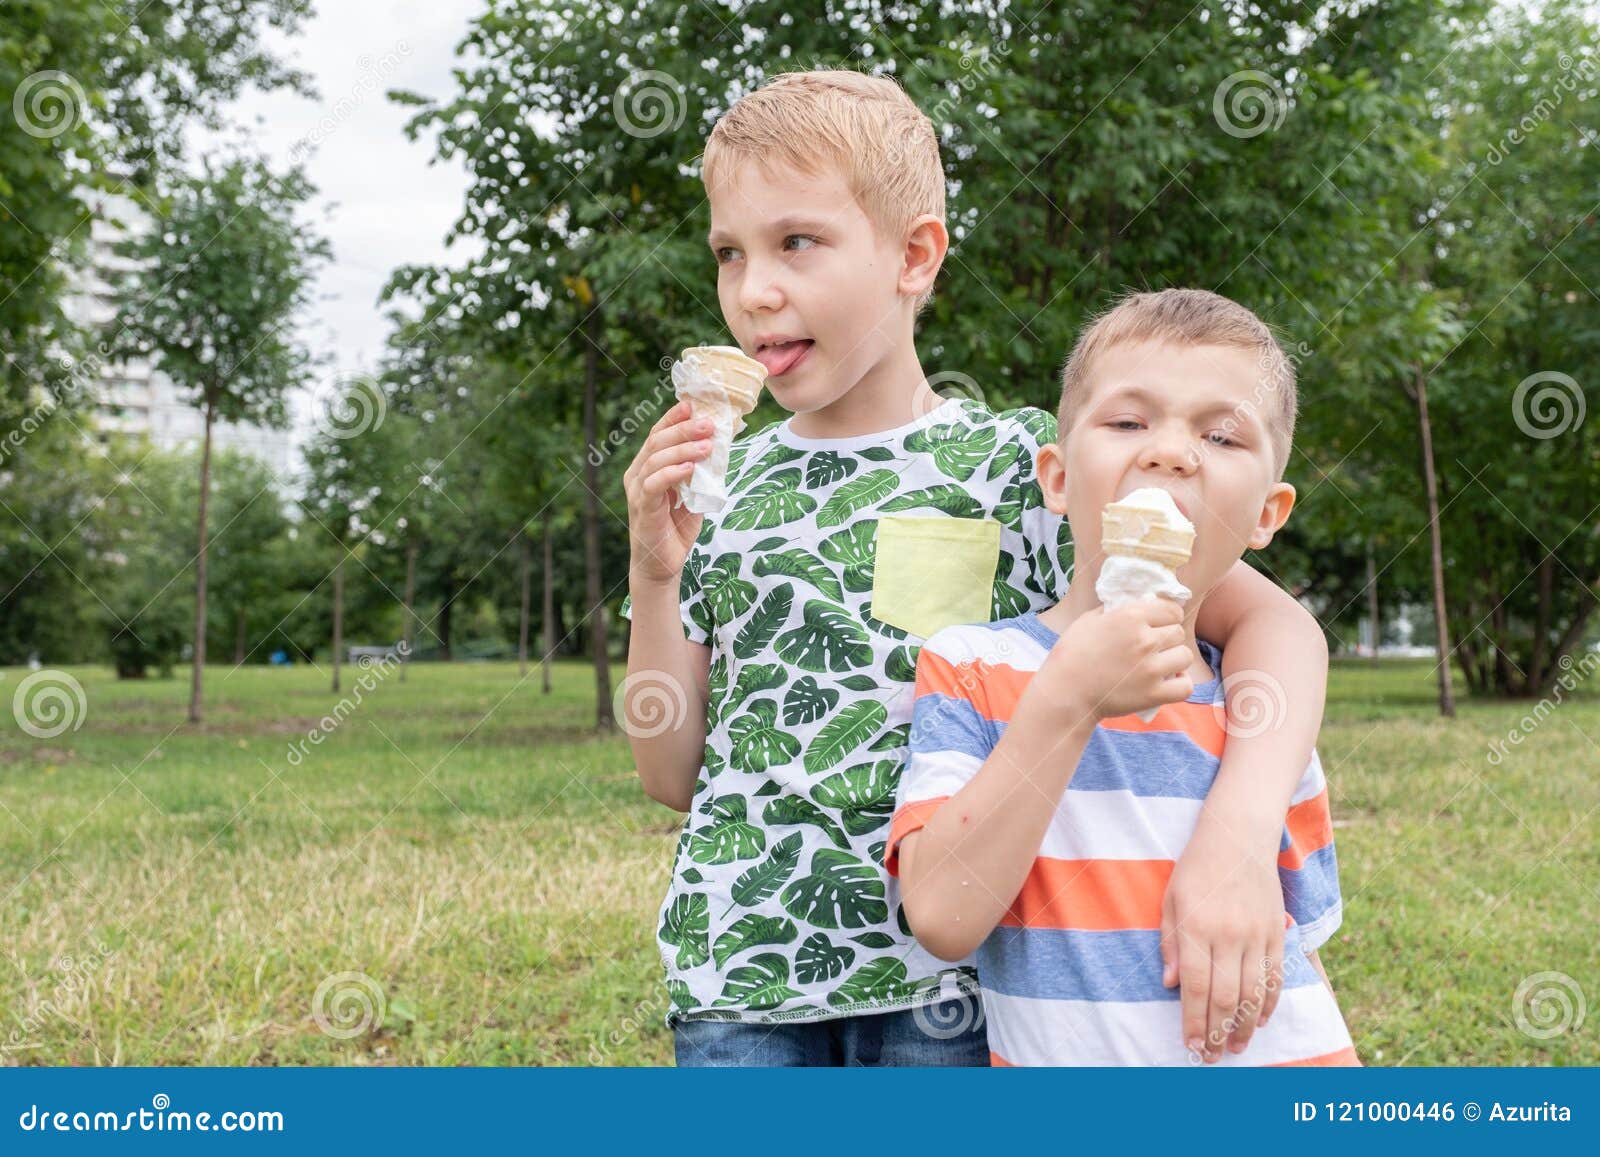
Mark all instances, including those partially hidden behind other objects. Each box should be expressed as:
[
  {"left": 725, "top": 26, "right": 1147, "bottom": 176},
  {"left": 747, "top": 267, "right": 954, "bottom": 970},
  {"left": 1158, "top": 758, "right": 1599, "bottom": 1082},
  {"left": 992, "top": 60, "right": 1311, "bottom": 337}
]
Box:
[{"left": 346, "top": 645, "right": 406, "bottom": 665}]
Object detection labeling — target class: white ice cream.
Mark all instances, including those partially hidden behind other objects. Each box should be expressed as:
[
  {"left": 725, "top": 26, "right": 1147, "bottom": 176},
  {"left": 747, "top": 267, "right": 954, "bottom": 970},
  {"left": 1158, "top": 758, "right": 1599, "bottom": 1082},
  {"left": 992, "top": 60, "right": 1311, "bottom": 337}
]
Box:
[
  {"left": 671, "top": 346, "right": 767, "bottom": 515},
  {"left": 1095, "top": 487, "right": 1196, "bottom": 720}
]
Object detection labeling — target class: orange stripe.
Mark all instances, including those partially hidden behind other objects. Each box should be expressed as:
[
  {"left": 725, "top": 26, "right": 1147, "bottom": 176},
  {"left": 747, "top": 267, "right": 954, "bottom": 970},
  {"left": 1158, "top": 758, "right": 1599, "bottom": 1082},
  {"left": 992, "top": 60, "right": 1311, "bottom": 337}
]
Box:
[
  {"left": 883, "top": 796, "right": 950, "bottom": 877},
  {"left": 920, "top": 649, "right": 1230, "bottom": 752},
  {"left": 1270, "top": 1045, "right": 1361, "bottom": 1067},
  {"left": 989, "top": 1050, "right": 1014, "bottom": 1066},
  {"left": 1001, "top": 857, "right": 1174, "bottom": 930},
  {"left": 1279, "top": 789, "right": 1335, "bottom": 870},
  {"left": 1100, "top": 700, "right": 1225, "bottom": 755},
  {"left": 914, "top": 650, "right": 1032, "bottom": 721}
]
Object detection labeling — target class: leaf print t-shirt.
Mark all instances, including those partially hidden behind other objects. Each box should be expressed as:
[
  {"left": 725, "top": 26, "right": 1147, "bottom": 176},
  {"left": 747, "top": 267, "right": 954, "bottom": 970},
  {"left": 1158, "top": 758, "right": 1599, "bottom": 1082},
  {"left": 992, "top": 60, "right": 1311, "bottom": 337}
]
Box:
[{"left": 621, "top": 397, "right": 1074, "bottom": 1024}]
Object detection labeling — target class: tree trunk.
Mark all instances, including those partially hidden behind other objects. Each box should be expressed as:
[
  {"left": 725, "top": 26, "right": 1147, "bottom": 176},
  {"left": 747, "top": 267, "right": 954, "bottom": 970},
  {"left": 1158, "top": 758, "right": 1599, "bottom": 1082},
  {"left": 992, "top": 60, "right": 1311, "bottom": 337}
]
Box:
[
  {"left": 439, "top": 574, "right": 455, "bottom": 662},
  {"left": 518, "top": 526, "right": 532, "bottom": 678},
  {"left": 542, "top": 513, "right": 554, "bottom": 695},
  {"left": 234, "top": 607, "right": 246, "bottom": 666},
  {"left": 1530, "top": 552, "right": 1553, "bottom": 693},
  {"left": 1541, "top": 578, "right": 1600, "bottom": 697},
  {"left": 1491, "top": 601, "right": 1514, "bottom": 695},
  {"left": 1457, "top": 629, "right": 1485, "bottom": 694},
  {"left": 584, "top": 307, "right": 614, "bottom": 731},
  {"left": 1412, "top": 366, "right": 1456, "bottom": 718},
  {"left": 400, "top": 538, "right": 417, "bottom": 683},
  {"left": 1365, "top": 542, "right": 1380, "bottom": 663},
  {"left": 188, "top": 396, "right": 215, "bottom": 724},
  {"left": 332, "top": 551, "right": 344, "bottom": 693}
]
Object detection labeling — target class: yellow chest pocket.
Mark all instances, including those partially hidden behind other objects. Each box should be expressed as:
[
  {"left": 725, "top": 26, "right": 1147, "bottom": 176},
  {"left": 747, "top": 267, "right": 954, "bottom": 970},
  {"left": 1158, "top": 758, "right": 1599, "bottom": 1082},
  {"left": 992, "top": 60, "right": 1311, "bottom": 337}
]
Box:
[{"left": 870, "top": 514, "right": 1002, "bottom": 640}]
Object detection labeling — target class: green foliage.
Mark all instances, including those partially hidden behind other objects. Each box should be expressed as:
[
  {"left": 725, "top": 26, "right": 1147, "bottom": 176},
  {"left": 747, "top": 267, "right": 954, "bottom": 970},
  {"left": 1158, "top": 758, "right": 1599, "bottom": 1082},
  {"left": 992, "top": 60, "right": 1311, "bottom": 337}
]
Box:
[{"left": 0, "top": 0, "right": 314, "bottom": 428}]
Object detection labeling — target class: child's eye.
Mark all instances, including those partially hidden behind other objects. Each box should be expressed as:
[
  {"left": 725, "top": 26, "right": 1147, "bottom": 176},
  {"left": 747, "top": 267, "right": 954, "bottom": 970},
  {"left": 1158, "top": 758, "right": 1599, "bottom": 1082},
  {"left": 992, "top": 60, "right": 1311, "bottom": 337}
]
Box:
[
  {"left": 1205, "top": 430, "right": 1239, "bottom": 447},
  {"left": 1108, "top": 419, "right": 1143, "bottom": 431},
  {"left": 714, "top": 246, "right": 741, "bottom": 264},
  {"left": 783, "top": 234, "right": 819, "bottom": 252}
]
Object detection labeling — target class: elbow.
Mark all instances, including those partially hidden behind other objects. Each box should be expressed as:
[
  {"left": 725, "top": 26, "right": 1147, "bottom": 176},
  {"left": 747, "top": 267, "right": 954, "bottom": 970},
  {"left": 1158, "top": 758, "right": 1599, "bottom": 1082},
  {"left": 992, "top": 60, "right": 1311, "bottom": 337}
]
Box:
[
  {"left": 641, "top": 778, "right": 691, "bottom": 812},
  {"left": 901, "top": 895, "right": 977, "bottom": 962}
]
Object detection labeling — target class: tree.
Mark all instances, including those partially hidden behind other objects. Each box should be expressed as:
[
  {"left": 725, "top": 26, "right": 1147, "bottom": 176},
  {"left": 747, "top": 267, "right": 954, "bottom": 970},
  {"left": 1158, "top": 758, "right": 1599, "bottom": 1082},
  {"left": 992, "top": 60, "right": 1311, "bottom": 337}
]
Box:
[
  {"left": 0, "top": 419, "right": 106, "bottom": 663},
  {"left": 302, "top": 375, "right": 391, "bottom": 692},
  {"left": 107, "top": 155, "right": 328, "bottom": 721},
  {"left": 1, "top": 0, "right": 314, "bottom": 431},
  {"left": 206, "top": 450, "right": 294, "bottom": 666},
  {"left": 88, "top": 442, "right": 203, "bottom": 678}
]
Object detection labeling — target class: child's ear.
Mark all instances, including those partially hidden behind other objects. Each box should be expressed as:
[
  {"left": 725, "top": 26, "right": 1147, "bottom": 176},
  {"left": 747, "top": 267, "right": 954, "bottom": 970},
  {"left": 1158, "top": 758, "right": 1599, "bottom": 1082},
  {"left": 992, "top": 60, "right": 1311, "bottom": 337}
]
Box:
[
  {"left": 1247, "top": 482, "right": 1296, "bottom": 550},
  {"left": 1036, "top": 442, "right": 1069, "bottom": 516},
  {"left": 898, "top": 214, "right": 948, "bottom": 299}
]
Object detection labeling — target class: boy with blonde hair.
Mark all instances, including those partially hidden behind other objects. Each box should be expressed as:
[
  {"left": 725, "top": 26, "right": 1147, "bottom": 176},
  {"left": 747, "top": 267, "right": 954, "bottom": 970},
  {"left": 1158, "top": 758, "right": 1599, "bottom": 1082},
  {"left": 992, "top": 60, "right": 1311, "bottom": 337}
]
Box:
[
  {"left": 891, "top": 289, "right": 1357, "bottom": 1066},
  {"left": 622, "top": 71, "right": 1331, "bottom": 1067}
]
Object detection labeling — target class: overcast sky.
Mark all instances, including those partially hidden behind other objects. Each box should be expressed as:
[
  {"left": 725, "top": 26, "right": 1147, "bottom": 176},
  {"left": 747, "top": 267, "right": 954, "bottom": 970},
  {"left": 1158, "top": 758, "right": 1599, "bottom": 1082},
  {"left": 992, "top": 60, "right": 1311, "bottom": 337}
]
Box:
[{"left": 190, "top": 1, "right": 482, "bottom": 442}]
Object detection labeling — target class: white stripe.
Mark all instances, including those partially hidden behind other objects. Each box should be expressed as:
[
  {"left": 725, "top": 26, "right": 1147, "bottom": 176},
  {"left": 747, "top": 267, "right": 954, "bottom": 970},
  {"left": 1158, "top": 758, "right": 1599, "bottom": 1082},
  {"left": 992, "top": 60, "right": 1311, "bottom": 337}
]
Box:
[
  {"left": 923, "top": 623, "right": 1045, "bottom": 671},
  {"left": 906, "top": 760, "right": 1331, "bottom": 862},
  {"left": 1290, "top": 748, "right": 1327, "bottom": 804},
  {"left": 1295, "top": 902, "right": 1343, "bottom": 953},
  {"left": 900, "top": 750, "right": 984, "bottom": 804},
  {"left": 984, "top": 984, "right": 1354, "bottom": 1066},
  {"left": 1036, "top": 789, "right": 1203, "bottom": 860}
]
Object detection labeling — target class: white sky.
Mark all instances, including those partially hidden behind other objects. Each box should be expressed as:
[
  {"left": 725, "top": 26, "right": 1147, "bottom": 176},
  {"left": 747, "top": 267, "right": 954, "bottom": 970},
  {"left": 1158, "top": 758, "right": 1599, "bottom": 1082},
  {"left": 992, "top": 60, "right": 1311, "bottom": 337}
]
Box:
[{"left": 190, "top": 0, "right": 482, "bottom": 445}]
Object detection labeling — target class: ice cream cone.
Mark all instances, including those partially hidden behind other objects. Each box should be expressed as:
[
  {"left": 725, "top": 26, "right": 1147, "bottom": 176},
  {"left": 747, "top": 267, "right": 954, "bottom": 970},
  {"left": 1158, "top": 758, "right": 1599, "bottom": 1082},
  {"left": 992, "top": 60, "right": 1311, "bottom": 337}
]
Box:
[
  {"left": 1100, "top": 492, "right": 1195, "bottom": 568},
  {"left": 1094, "top": 488, "right": 1196, "bottom": 722},
  {"left": 670, "top": 345, "right": 768, "bottom": 515}
]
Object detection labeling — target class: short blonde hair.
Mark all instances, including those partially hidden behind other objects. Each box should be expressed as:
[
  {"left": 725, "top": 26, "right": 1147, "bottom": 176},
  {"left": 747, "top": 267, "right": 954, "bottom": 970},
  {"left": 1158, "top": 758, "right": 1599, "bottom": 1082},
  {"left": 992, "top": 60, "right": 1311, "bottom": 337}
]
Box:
[
  {"left": 1058, "top": 288, "right": 1298, "bottom": 476},
  {"left": 703, "top": 70, "right": 945, "bottom": 301}
]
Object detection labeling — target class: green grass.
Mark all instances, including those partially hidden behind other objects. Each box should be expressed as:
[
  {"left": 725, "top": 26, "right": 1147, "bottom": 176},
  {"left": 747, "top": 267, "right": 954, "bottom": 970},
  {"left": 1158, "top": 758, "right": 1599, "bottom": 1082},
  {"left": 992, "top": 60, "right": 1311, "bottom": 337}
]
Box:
[{"left": 1, "top": 655, "right": 1595, "bottom": 1065}]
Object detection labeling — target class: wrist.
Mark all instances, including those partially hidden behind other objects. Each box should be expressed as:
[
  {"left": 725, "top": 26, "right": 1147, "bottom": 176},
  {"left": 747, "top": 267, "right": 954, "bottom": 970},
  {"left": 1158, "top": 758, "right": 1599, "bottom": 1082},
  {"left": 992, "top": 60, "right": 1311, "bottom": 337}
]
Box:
[
  {"left": 629, "top": 566, "right": 680, "bottom": 594},
  {"left": 1018, "top": 667, "right": 1101, "bottom": 736},
  {"left": 1029, "top": 660, "right": 1103, "bottom": 727},
  {"left": 1189, "top": 800, "right": 1283, "bottom": 865}
]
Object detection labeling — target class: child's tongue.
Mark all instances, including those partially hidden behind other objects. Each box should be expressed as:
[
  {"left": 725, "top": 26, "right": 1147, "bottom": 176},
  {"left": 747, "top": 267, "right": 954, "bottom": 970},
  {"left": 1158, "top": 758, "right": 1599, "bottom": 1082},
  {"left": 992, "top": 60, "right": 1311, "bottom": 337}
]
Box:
[{"left": 755, "top": 339, "right": 812, "bottom": 377}]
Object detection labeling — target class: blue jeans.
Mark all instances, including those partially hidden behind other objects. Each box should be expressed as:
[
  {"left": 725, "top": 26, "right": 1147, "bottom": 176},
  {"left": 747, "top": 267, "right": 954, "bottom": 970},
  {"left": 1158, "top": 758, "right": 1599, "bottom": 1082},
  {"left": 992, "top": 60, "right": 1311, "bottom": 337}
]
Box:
[{"left": 673, "top": 993, "right": 989, "bottom": 1067}]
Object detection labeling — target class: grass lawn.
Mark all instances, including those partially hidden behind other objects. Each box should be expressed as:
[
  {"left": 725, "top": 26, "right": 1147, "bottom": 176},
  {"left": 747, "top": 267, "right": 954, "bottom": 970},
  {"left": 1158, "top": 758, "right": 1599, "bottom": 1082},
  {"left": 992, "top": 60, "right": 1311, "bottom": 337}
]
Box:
[{"left": 1, "top": 655, "right": 1595, "bottom": 1065}]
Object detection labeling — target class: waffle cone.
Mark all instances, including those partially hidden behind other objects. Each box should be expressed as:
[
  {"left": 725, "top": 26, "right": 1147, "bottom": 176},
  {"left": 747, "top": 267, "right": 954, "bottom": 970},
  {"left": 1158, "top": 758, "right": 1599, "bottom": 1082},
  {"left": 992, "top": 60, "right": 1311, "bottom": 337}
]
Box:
[
  {"left": 678, "top": 345, "right": 766, "bottom": 414},
  {"left": 1100, "top": 500, "right": 1195, "bottom": 569},
  {"left": 1101, "top": 540, "right": 1193, "bottom": 569}
]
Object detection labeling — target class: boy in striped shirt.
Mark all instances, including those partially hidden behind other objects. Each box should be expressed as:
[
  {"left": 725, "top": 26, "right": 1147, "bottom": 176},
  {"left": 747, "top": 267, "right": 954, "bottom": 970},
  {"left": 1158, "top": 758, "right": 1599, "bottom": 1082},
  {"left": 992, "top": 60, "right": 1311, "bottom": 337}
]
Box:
[{"left": 887, "top": 289, "right": 1358, "bottom": 1066}]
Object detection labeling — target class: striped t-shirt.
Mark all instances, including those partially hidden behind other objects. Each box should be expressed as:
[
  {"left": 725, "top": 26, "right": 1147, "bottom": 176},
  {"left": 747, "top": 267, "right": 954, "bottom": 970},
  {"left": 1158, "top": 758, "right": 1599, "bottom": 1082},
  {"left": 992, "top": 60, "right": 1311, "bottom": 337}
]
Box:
[{"left": 885, "top": 611, "right": 1358, "bottom": 1066}]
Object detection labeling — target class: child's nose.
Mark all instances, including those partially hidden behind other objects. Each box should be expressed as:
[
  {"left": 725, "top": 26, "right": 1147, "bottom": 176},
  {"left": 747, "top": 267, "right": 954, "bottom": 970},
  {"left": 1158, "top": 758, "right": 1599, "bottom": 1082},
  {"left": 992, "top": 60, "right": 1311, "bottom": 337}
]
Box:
[
  {"left": 1140, "top": 431, "right": 1198, "bottom": 475},
  {"left": 737, "top": 262, "right": 785, "bottom": 313}
]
